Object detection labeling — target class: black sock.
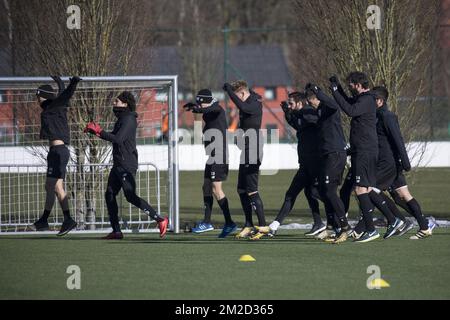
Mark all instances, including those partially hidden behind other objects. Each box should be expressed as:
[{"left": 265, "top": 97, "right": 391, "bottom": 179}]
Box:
[
  {"left": 381, "top": 193, "right": 406, "bottom": 221},
  {"left": 203, "top": 196, "right": 214, "bottom": 224},
  {"left": 41, "top": 209, "right": 51, "bottom": 221},
  {"left": 239, "top": 193, "right": 253, "bottom": 227},
  {"left": 217, "top": 197, "right": 233, "bottom": 225},
  {"left": 407, "top": 198, "right": 428, "bottom": 230},
  {"left": 322, "top": 184, "right": 349, "bottom": 230},
  {"left": 249, "top": 193, "right": 266, "bottom": 226},
  {"left": 312, "top": 212, "right": 322, "bottom": 225},
  {"left": 144, "top": 206, "right": 163, "bottom": 222},
  {"left": 357, "top": 193, "right": 375, "bottom": 232},
  {"left": 63, "top": 210, "right": 71, "bottom": 220},
  {"left": 354, "top": 215, "right": 366, "bottom": 234},
  {"left": 275, "top": 194, "right": 296, "bottom": 224},
  {"left": 369, "top": 191, "right": 396, "bottom": 225}
]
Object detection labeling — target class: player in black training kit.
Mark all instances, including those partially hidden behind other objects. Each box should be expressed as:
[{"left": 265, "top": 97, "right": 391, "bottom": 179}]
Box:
[
  {"left": 183, "top": 89, "right": 237, "bottom": 238},
  {"left": 330, "top": 72, "right": 381, "bottom": 243},
  {"left": 32, "top": 76, "right": 81, "bottom": 236},
  {"left": 268, "top": 92, "right": 326, "bottom": 237},
  {"left": 85, "top": 91, "right": 169, "bottom": 240},
  {"left": 373, "top": 86, "right": 435, "bottom": 240},
  {"left": 304, "top": 84, "right": 350, "bottom": 243},
  {"left": 223, "top": 80, "right": 267, "bottom": 240}
]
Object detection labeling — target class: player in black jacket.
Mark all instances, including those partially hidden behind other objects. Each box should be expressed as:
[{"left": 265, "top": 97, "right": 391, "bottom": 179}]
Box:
[
  {"left": 85, "top": 91, "right": 168, "bottom": 239},
  {"left": 268, "top": 92, "right": 326, "bottom": 237},
  {"left": 304, "top": 84, "right": 350, "bottom": 243},
  {"left": 223, "top": 80, "right": 267, "bottom": 240},
  {"left": 32, "top": 76, "right": 81, "bottom": 236},
  {"left": 330, "top": 72, "right": 380, "bottom": 243},
  {"left": 373, "top": 87, "right": 435, "bottom": 239},
  {"left": 183, "top": 89, "right": 236, "bottom": 238}
]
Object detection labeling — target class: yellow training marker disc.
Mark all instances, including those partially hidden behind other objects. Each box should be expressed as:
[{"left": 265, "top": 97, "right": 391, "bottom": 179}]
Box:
[
  {"left": 239, "top": 255, "right": 256, "bottom": 262},
  {"left": 369, "top": 278, "right": 390, "bottom": 289}
]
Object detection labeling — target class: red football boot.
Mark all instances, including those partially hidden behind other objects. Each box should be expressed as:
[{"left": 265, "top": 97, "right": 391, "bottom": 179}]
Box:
[
  {"left": 102, "top": 231, "right": 123, "bottom": 240},
  {"left": 158, "top": 217, "right": 169, "bottom": 238}
]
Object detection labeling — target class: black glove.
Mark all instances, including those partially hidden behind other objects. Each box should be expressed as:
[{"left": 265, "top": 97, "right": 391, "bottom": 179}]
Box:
[
  {"left": 223, "top": 83, "right": 232, "bottom": 92},
  {"left": 51, "top": 75, "right": 62, "bottom": 82},
  {"left": 329, "top": 75, "right": 339, "bottom": 92},
  {"left": 305, "top": 83, "right": 320, "bottom": 94},
  {"left": 280, "top": 101, "right": 289, "bottom": 112},
  {"left": 400, "top": 159, "right": 412, "bottom": 172},
  {"left": 70, "top": 76, "right": 82, "bottom": 83},
  {"left": 182, "top": 102, "right": 197, "bottom": 111}
]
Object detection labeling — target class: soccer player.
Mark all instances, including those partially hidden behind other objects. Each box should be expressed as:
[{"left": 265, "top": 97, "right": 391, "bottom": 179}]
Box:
[
  {"left": 183, "top": 89, "right": 237, "bottom": 238},
  {"left": 85, "top": 91, "right": 169, "bottom": 239},
  {"left": 223, "top": 80, "right": 267, "bottom": 240},
  {"left": 373, "top": 86, "right": 435, "bottom": 240},
  {"left": 330, "top": 72, "right": 380, "bottom": 243},
  {"left": 268, "top": 91, "right": 326, "bottom": 237},
  {"left": 32, "top": 76, "right": 81, "bottom": 236},
  {"left": 304, "top": 84, "right": 351, "bottom": 243}
]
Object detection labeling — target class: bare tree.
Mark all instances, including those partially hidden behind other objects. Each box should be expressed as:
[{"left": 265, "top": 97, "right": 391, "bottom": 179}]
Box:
[
  {"left": 6, "top": 0, "right": 156, "bottom": 228},
  {"left": 292, "top": 0, "right": 441, "bottom": 165}
]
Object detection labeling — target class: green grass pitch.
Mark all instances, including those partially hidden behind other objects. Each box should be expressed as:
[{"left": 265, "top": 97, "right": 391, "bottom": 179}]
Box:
[{"left": 1, "top": 168, "right": 450, "bottom": 299}]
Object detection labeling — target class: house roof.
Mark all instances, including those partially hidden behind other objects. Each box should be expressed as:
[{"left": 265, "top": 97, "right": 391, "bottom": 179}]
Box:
[
  {"left": 0, "top": 44, "right": 293, "bottom": 89},
  {"left": 148, "top": 45, "right": 293, "bottom": 90}
]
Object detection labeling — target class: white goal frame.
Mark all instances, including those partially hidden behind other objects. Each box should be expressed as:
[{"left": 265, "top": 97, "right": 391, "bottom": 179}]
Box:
[{"left": 0, "top": 76, "right": 180, "bottom": 234}]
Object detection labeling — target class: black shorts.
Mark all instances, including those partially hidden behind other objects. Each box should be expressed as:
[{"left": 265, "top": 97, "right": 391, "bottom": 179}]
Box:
[
  {"left": 46, "top": 145, "right": 70, "bottom": 179},
  {"left": 237, "top": 163, "right": 260, "bottom": 193},
  {"left": 204, "top": 163, "right": 229, "bottom": 182},
  {"left": 351, "top": 152, "right": 377, "bottom": 187},
  {"left": 390, "top": 169, "right": 408, "bottom": 191},
  {"left": 319, "top": 152, "right": 346, "bottom": 186},
  {"left": 376, "top": 160, "right": 397, "bottom": 191}
]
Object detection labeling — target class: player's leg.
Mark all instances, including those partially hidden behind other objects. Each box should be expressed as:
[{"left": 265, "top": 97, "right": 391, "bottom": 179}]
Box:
[
  {"left": 269, "top": 168, "right": 306, "bottom": 234},
  {"left": 210, "top": 164, "right": 237, "bottom": 238},
  {"left": 236, "top": 164, "right": 254, "bottom": 238},
  {"left": 192, "top": 172, "right": 214, "bottom": 233},
  {"left": 54, "top": 178, "right": 77, "bottom": 236},
  {"left": 369, "top": 188, "right": 404, "bottom": 239},
  {"left": 247, "top": 164, "right": 269, "bottom": 240},
  {"left": 352, "top": 153, "right": 380, "bottom": 243},
  {"left": 33, "top": 147, "right": 59, "bottom": 231},
  {"left": 304, "top": 186, "right": 326, "bottom": 236},
  {"left": 319, "top": 152, "right": 350, "bottom": 243},
  {"left": 120, "top": 168, "right": 168, "bottom": 238},
  {"left": 104, "top": 167, "right": 124, "bottom": 239},
  {"left": 340, "top": 170, "right": 354, "bottom": 216},
  {"left": 393, "top": 184, "right": 434, "bottom": 239},
  {"left": 371, "top": 162, "right": 404, "bottom": 238}
]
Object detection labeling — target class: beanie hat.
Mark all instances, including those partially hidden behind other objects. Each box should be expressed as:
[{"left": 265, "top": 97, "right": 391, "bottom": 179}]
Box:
[
  {"left": 196, "top": 89, "right": 213, "bottom": 104},
  {"left": 117, "top": 91, "right": 136, "bottom": 111},
  {"left": 36, "top": 85, "right": 56, "bottom": 100}
]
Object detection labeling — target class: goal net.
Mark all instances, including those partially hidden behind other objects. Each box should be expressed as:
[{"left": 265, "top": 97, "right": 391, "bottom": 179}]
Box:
[{"left": 0, "top": 76, "right": 179, "bottom": 234}]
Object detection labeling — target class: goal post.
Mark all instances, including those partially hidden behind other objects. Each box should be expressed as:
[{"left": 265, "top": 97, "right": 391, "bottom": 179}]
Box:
[{"left": 0, "top": 76, "right": 180, "bottom": 234}]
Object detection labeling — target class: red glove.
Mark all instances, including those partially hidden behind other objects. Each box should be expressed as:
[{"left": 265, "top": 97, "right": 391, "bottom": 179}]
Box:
[{"left": 84, "top": 122, "right": 102, "bottom": 137}]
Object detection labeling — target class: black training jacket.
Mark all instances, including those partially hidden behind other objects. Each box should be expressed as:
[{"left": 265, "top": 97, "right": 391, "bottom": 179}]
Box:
[
  {"left": 314, "top": 90, "right": 347, "bottom": 155},
  {"left": 40, "top": 78, "right": 79, "bottom": 145},
  {"left": 224, "top": 87, "right": 263, "bottom": 164},
  {"left": 192, "top": 101, "right": 229, "bottom": 164},
  {"left": 284, "top": 106, "right": 320, "bottom": 163},
  {"left": 100, "top": 110, "right": 139, "bottom": 173},
  {"left": 332, "top": 87, "right": 378, "bottom": 155},
  {"left": 376, "top": 104, "right": 411, "bottom": 171}
]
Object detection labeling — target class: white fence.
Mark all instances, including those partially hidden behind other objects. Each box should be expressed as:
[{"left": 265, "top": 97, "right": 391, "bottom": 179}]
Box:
[{"left": 1, "top": 142, "right": 449, "bottom": 171}]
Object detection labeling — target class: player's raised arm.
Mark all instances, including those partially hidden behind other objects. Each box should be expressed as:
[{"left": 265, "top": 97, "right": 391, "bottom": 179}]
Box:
[
  {"left": 49, "top": 76, "right": 82, "bottom": 108},
  {"left": 223, "top": 82, "right": 260, "bottom": 115}
]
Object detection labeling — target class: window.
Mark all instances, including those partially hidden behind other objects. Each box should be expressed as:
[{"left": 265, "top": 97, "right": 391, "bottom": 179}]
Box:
[{"left": 264, "top": 87, "right": 277, "bottom": 101}]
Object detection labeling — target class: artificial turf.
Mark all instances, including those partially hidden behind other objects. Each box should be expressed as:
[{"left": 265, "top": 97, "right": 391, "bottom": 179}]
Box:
[{"left": 0, "top": 168, "right": 449, "bottom": 300}]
